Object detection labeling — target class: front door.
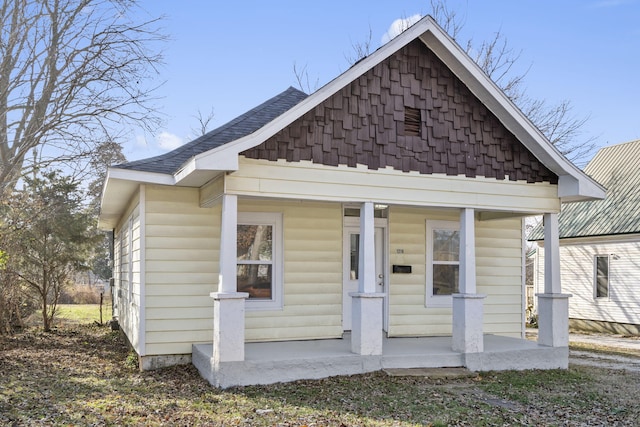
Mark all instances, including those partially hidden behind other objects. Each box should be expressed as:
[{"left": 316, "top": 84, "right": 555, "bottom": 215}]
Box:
[{"left": 342, "top": 225, "right": 387, "bottom": 331}]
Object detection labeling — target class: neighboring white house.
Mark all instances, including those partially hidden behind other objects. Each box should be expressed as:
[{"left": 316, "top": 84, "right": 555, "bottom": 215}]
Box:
[
  {"left": 99, "top": 16, "right": 604, "bottom": 387},
  {"left": 531, "top": 140, "right": 640, "bottom": 335}
]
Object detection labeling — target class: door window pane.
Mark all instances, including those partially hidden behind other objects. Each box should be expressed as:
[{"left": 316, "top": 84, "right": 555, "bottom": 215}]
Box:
[
  {"left": 350, "top": 233, "right": 359, "bottom": 280},
  {"left": 343, "top": 206, "right": 388, "bottom": 218}
]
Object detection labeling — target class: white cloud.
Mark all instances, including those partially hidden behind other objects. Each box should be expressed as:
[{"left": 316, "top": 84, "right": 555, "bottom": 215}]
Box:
[
  {"left": 135, "top": 135, "right": 148, "bottom": 147},
  {"left": 156, "top": 131, "right": 184, "bottom": 151},
  {"left": 381, "top": 14, "right": 422, "bottom": 45}
]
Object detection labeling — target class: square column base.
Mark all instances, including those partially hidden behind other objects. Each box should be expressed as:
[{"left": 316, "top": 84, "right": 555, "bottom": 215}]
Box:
[
  {"left": 349, "top": 292, "right": 384, "bottom": 355},
  {"left": 211, "top": 292, "right": 249, "bottom": 365},
  {"left": 452, "top": 293, "right": 486, "bottom": 353},
  {"left": 536, "top": 293, "right": 571, "bottom": 347}
]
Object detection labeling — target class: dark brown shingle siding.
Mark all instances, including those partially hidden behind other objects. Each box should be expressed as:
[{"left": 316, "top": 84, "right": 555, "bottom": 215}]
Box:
[{"left": 243, "top": 41, "right": 557, "bottom": 184}]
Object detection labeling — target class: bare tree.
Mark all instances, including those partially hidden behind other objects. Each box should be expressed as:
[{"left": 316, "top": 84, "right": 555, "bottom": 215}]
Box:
[
  {"left": 190, "top": 107, "right": 215, "bottom": 137},
  {"left": 293, "top": 62, "right": 319, "bottom": 94},
  {"left": 0, "top": 0, "right": 165, "bottom": 199},
  {"left": 335, "top": 2, "right": 595, "bottom": 165},
  {"left": 344, "top": 25, "right": 373, "bottom": 65},
  {"left": 427, "top": 0, "right": 597, "bottom": 164}
]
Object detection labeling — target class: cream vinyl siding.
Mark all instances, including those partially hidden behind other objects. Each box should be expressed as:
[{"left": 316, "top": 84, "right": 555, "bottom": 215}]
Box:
[
  {"left": 535, "top": 240, "right": 640, "bottom": 326},
  {"left": 228, "top": 158, "right": 560, "bottom": 214},
  {"left": 113, "top": 192, "right": 142, "bottom": 353},
  {"left": 200, "top": 175, "right": 224, "bottom": 207},
  {"left": 476, "top": 218, "right": 524, "bottom": 336},
  {"left": 240, "top": 199, "right": 343, "bottom": 341},
  {"left": 388, "top": 207, "right": 523, "bottom": 337},
  {"left": 144, "top": 185, "right": 219, "bottom": 356}
]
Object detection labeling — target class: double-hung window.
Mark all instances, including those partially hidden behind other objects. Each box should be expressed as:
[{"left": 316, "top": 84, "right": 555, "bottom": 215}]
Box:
[
  {"left": 237, "top": 212, "right": 283, "bottom": 310},
  {"left": 426, "top": 220, "right": 460, "bottom": 307},
  {"left": 594, "top": 255, "right": 609, "bottom": 299}
]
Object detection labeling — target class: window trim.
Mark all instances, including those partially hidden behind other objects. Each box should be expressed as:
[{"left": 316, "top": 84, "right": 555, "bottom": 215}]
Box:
[
  {"left": 237, "top": 212, "right": 284, "bottom": 311},
  {"left": 426, "top": 219, "right": 460, "bottom": 308},
  {"left": 594, "top": 254, "right": 610, "bottom": 300},
  {"left": 127, "top": 216, "right": 134, "bottom": 301}
]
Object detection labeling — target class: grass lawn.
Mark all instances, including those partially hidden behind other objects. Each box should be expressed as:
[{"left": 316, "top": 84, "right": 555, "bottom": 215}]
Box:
[
  {"left": 1, "top": 325, "right": 639, "bottom": 426},
  {"left": 56, "top": 303, "right": 113, "bottom": 325},
  {"left": 27, "top": 303, "right": 113, "bottom": 329}
]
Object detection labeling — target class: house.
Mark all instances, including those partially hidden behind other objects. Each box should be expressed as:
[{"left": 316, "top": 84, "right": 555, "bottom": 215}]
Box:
[
  {"left": 98, "top": 16, "right": 605, "bottom": 388},
  {"left": 530, "top": 140, "right": 640, "bottom": 335}
]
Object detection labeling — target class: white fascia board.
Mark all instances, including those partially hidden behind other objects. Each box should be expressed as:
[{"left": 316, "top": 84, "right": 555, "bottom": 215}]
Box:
[
  {"left": 100, "top": 167, "right": 175, "bottom": 212},
  {"left": 558, "top": 174, "right": 607, "bottom": 202},
  {"left": 106, "top": 167, "right": 176, "bottom": 186},
  {"left": 173, "top": 157, "right": 198, "bottom": 184},
  {"left": 173, "top": 152, "right": 238, "bottom": 186},
  {"left": 98, "top": 168, "right": 175, "bottom": 230}
]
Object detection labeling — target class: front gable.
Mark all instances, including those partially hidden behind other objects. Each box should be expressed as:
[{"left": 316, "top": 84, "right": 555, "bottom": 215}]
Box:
[
  {"left": 100, "top": 16, "right": 604, "bottom": 230},
  {"left": 243, "top": 40, "right": 557, "bottom": 184}
]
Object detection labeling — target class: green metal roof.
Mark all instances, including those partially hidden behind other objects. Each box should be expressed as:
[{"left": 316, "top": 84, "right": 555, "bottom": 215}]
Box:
[{"left": 529, "top": 139, "right": 640, "bottom": 240}]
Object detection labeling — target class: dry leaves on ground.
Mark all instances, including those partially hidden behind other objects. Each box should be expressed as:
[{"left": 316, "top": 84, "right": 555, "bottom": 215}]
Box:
[{"left": 1, "top": 325, "right": 639, "bottom": 426}]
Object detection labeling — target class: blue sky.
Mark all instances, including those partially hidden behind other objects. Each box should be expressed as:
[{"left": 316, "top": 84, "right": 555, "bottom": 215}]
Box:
[{"left": 128, "top": 0, "right": 640, "bottom": 166}]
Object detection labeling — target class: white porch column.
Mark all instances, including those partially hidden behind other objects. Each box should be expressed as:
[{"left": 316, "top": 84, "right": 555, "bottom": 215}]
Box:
[
  {"left": 452, "top": 208, "right": 486, "bottom": 353},
  {"left": 459, "top": 208, "right": 477, "bottom": 294},
  {"left": 359, "top": 202, "right": 376, "bottom": 294},
  {"left": 537, "top": 212, "right": 571, "bottom": 347},
  {"left": 211, "top": 194, "right": 248, "bottom": 364},
  {"left": 350, "top": 202, "right": 384, "bottom": 355}
]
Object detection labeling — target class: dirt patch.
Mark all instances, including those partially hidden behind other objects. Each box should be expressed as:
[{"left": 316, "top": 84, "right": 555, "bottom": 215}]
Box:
[{"left": 384, "top": 367, "right": 476, "bottom": 379}]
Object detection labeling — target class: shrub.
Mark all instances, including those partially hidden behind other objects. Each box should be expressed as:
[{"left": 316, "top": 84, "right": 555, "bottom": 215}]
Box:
[{"left": 59, "top": 285, "right": 104, "bottom": 304}]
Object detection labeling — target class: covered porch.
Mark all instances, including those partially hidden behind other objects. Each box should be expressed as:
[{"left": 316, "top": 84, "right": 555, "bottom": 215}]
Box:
[
  {"left": 192, "top": 333, "right": 567, "bottom": 388},
  {"left": 195, "top": 192, "right": 569, "bottom": 388}
]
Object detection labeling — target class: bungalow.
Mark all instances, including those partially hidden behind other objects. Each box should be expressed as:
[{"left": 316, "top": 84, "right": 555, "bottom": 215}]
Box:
[
  {"left": 530, "top": 140, "right": 640, "bottom": 335},
  {"left": 98, "top": 16, "right": 605, "bottom": 387}
]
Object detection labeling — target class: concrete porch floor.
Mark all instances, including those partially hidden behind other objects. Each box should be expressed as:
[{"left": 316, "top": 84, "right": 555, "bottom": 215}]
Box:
[{"left": 192, "top": 334, "right": 568, "bottom": 388}]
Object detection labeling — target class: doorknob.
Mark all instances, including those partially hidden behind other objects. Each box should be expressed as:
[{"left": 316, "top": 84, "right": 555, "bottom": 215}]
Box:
[{"left": 378, "top": 274, "right": 384, "bottom": 278}]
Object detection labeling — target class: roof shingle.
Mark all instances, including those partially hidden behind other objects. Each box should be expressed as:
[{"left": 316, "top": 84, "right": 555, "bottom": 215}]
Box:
[{"left": 115, "top": 86, "right": 308, "bottom": 174}]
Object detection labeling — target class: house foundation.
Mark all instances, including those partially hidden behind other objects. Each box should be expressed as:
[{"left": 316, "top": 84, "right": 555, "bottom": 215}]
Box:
[{"left": 193, "top": 334, "right": 568, "bottom": 388}]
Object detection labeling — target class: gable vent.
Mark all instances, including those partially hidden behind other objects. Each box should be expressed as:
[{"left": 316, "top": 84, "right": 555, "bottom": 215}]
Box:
[{"left": 404, "top": 107, "right": 421, "bottom": 136}]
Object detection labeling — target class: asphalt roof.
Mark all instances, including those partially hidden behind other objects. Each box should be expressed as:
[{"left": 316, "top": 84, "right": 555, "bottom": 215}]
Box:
[
  {"left": 115, "top": 86, "right": 308, "bottom": 174},
  {"left": 529, "top": 139, "right": 640, "bottom": 240}
]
